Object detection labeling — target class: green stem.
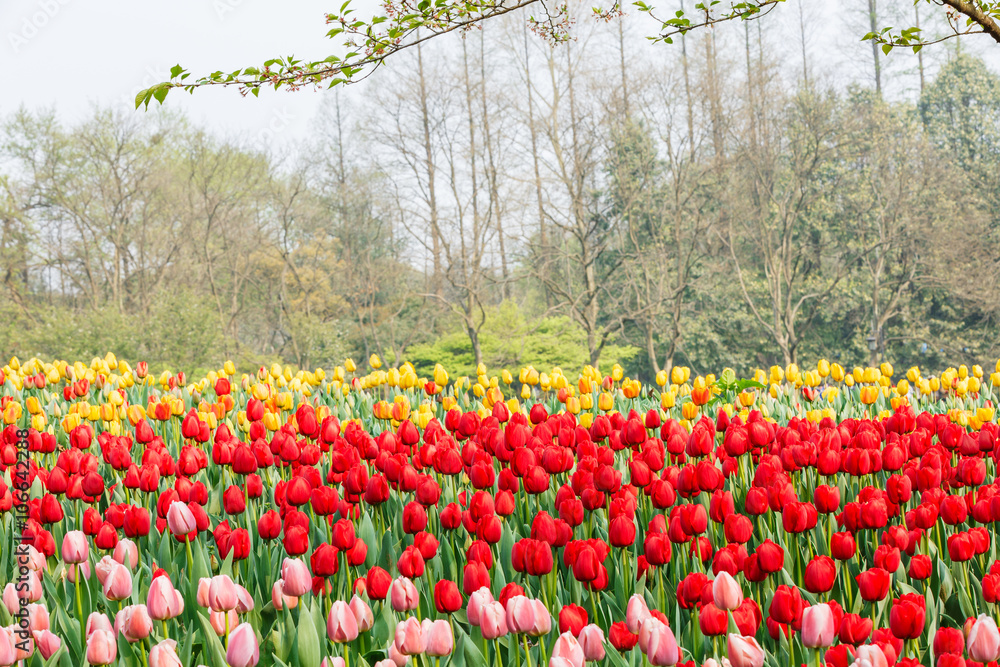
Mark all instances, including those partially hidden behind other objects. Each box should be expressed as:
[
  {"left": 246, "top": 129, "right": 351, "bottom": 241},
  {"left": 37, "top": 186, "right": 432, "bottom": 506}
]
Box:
[
  {"left": 522, "top": 635, "right": 533, "bottom": 667},
  {"left": 185, "top": 535, "right": 194, "bottom": 576},
  {"left": 76, "top": 570, "right": 84, "bottom": 649}
]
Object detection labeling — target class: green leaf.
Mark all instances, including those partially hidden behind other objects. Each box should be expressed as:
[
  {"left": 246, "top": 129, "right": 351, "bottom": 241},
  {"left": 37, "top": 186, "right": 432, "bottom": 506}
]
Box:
[
  {"left": 195, "top": 612, "right": 230, "bottom": 667},
  {"left": 297, "top": 603, "right": 322, "bottom": 667}
]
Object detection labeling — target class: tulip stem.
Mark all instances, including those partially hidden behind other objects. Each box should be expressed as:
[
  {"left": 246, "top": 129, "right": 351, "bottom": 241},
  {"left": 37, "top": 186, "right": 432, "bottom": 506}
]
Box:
[
  {"left": 225, "top": 611, "right": 230, "bottom": 650},
  {"left": 76, "top": 569, "right": 84, "bottom": 650},
  {"left": 140, "top": 639, "right": 148, "bottom": 667},
  {"left": 522, "top": 635, "right": 533, "bottom": 667},
  {"left": 162, "top": 620, "right": 169, "bottom": 640},
  {"left": 185, "top": 535, "right": 194, "bottom": 577},
  {"left": 343, "top": 644, "right": 349, "bottom": 667}
]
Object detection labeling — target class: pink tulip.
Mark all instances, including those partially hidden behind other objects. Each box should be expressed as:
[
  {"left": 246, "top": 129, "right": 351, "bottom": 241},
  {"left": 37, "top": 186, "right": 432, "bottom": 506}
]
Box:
[
  {"left": 626, "top": 594, "right": 651, "bottom": 634},
  {"left": 22, "top": 572, "right": 42, "bottom": 602},
  {"left": 86, "top": 629, "right": 117, "bottom": 666},
  {"left": 209, "top": 575, "right": 239, "bottom": 612},
  {"left": 388, "top": 641, "right": 409, "bottom": 667},
  {"left": 644, "top": 620, "right": 679, "bottom": 667},
  {"left": 86, "top": 612, "right": 113, "bottom": 638},
  {"left": 1, "top": 585, "right": 16, "bottom": 616},
  {"left": 95, "top": 556, "right": 116, "bottom": 585},
  {"left": 197, "top": 578, "right": 212, "bottom": 607},
  {"left": 211, "top": 610, "right": 240, "bottom": 637},
  {"left": 480, "top": 601, "right": 508, "bottom": 640},
  {"left": 801, "top": 603, "right": 835, "bottom": 649},
  {"left": 322, "top": 658, "right": 346, "bottom": 667},
  {"left": 374, "top": 660, "right": 397, "bottom": 667},
  {"left": 113, "top": 539, "right": 139, "bottom": 569},
  {"left": 422, "top": 619, "right": 454, "bottom": 657},
  {"left": 32, "top": 629, "right": 61, "bottom": 660},
  {"left": 968, "top": 615, "right": 1000, "bottom": 663},
  {"left": 68, "top": 561, "right": 92, "bottom": 583},
  {"left": 549, "top": 659, "right": 576, "bottom": 667},
  {"left": 24, "top": 545, "right": 46, "bottom": 571},
  {"left": 147, "top": 577, "right": 184, "bottom": 621},
  {"left": 13, "top": 631, "right": 33, "bottom": 662},
  {"left": 62, "top": 530, "right": 89, "bottom": 564},
  {"left": 0, "top": 627, "right": 16, "bottom": 667},
  {"left": 712, "top": 572, "right": 743, "bottom": 611},
  {"left": 280, "top": 559, "right": 312, "bottom": 598},
  {"left": 851, "top": 644, "right": 887, "bottom": 667},
  {"left": 702, "top": 661, "right": 721, "bottom": 667},
  {"left": 149, "top": 639, "right": 183, "bottom": 667},
  {"left": 226, "top": 623, "right": 260, "bottom": 667},
  {"left": 467, "top": 588, "right": 494, "bottom": 626},
  {"left": 103, "top": 562, "right": 133, "bottom": 601},
  {"left": 726, "top": 634, "right": 765, "bottom": 667},
  {"left": 391, "top": 577, "right": 419, "bottom": 612},
  {"left": 116, "top": 604, "right": 154, "bottom": 643},
  {"left": 350, "top": 595, "right": 374, "bottom": 632},
  {"left": 638, "top": 618, "right": 660, "bottom": 654},
  {"left": 272, "top": 581, "right": 298, "bottom": 611},
  {"left": 394, "top": 617, "right": 425, "bottom": 655},
  {"left": 506, "top": 596, "right": 551, "bottom": 636},
  {"left": 27, "top": 604, "right": 49, "bottom": 632},
  {"left": 236, "top": 585, "right": 254, "bottom": 614},
  {"left": 327, "top": 601, "right": 359, "bottom": 643},
  {"left": 551, "top": 632, "right": 585, "bottom": 667},
  {"left": 166, "top": 501, "right": 197, "bottom": 536},
  {"left": 578, "top": 624, "right": 605, "bottom": 661}
]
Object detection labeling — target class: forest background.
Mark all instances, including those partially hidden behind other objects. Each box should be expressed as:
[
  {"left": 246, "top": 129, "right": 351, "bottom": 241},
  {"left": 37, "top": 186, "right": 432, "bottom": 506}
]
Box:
[{"left": 3, "top": 0, "right": 1000, "bottom": 380}]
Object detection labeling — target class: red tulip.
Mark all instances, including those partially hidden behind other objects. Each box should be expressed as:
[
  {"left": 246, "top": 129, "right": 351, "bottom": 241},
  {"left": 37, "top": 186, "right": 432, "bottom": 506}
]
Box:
[
  {"left": 856, "top": 567, "right": 891, "bottom": 602},
  {"left": 804, "top": 555, "right": 836, "bottom": 593}
]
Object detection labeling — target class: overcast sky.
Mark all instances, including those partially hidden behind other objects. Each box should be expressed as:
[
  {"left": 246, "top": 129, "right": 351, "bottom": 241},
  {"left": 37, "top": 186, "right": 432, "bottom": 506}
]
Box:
[
  {"left": 4, "top": 0, "right": 999, "bottom": 151},
  {"left": 2, "top": 0, "right": 353, "bottom": 147}
]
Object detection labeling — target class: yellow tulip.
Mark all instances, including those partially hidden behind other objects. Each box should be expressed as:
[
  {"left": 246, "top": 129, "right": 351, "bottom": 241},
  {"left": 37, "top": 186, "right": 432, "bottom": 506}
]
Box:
[
  {"left": 880, "top": 362, "right": 893, "bottom": 378},
  {"left": 598, "top": 392, "right": 614, "bottom": 411},
  {"left": 521, "top": 384, "right": 532, "bottom": 400},
  {"left": 670, "top": 366, "right": 685, "bottom": 385},
  {"left": 816, "top": 359, "right": 830, "bottom": 377},
  {"left": 580, "top": 394, "right": 593, "bottom": 410},
  {"left": 681, "top": 401, "right": 699, "bottom": 420},
  {"left": 611, "top": 364, "right": 624, "bottom": 382},
  {"left": 660, "top": 391, "right": 676, "bottom": 410},
  {"left": 501, "top": 370, "right": 513, "bottom": 385},
  {"left": 579, "top": 412, "right": 594, "bottom": 428},
  {"left": 60, "top": 411, "right": 80, "bottom": 432}
]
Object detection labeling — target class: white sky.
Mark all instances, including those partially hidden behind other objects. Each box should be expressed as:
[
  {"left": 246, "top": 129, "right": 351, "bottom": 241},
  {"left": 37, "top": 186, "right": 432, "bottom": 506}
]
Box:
[{"left": 3, "top": 0, "right": 999, "bottom": 150}]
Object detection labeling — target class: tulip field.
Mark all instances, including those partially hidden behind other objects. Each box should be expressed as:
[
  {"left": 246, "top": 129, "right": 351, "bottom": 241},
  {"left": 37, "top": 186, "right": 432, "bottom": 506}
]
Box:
[{"left": 3, "top": 356, "right": 1000, "bottom": 667}]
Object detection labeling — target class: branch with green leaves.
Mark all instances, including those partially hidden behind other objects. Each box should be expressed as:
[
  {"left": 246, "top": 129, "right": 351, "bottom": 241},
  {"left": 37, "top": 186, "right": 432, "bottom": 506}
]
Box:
[
  {"left": 863, "top": 0, "right": 1000, "bottom": 54},
  {"left": 135, "top": 0, "right": 1000, "bottom": 108}
]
